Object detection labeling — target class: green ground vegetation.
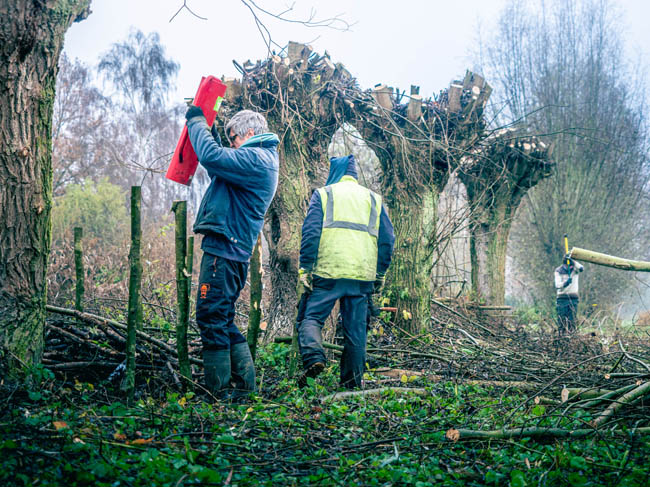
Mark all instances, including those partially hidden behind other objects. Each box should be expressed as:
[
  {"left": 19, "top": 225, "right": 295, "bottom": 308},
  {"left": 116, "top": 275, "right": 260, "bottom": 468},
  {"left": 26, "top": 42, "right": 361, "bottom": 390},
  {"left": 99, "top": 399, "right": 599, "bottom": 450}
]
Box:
[{"left": 2, "top": 343, "right": 649, "bottom": 487}]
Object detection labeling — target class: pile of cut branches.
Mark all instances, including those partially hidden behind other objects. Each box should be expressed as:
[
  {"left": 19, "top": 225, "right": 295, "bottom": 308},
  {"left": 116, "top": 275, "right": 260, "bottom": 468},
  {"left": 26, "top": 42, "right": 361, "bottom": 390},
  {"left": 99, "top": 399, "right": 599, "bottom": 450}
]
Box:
[{"left": 43, "top": 299, "right": 650, "bottom": 437}]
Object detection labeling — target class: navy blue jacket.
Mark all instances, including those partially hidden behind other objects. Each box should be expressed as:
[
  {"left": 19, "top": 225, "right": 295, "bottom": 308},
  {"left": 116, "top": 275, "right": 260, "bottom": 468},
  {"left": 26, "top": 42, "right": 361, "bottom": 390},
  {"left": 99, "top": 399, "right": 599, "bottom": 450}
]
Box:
[
  {"left": 300, "top": 155, "right": 395, "bottom": 277},
  {"left": 187, "top": 116, "right": 279, "bottom": 256}
]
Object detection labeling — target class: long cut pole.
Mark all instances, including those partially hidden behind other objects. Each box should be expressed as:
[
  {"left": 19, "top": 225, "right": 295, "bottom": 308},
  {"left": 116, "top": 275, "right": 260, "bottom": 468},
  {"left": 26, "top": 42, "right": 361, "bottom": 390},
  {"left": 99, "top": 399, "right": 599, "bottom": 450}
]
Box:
[
  {"left": 172, "top": 201, "right": 191, "bottom": 385},
  {"left": 124, "top": 186, "right": 143, "bottom": 404},
  {"left": 186, "top": 236, "right": 194, "bottom": 303},
  {"left": 247, "top": 234, "right": 263, "bottom": 360},
  {"left": 74, "top": 227, "right": 84, "bottom": 313},
  {"left": 564, "top": 234, "right": 569, "bottom": 266}
]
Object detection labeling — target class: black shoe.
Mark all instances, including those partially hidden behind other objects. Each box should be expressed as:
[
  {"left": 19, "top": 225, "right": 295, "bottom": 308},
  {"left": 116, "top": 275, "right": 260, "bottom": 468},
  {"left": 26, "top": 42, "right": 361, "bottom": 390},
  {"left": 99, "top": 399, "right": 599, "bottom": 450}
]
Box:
[{"left": 297, "top": 362, "right": 325, "bottom": 388}]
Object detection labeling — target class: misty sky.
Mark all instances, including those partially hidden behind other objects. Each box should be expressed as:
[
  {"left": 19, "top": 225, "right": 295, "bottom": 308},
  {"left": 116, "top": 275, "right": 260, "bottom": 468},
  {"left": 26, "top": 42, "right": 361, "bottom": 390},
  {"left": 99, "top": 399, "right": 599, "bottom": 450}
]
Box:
[{"left": 63, "top": 0, "right": 650, "bottom": 104}]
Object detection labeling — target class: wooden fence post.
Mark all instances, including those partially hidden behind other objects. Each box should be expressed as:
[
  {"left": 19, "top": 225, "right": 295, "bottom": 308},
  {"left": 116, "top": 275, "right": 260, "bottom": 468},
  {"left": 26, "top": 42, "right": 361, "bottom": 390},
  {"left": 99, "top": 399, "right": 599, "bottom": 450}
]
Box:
[
  {"left": 247, "top": 234, "right": 263, "bottom": 360},
  {"left": 172, "top": 201, "right": 191, "bottom": 385},
  {"left": 73, "top": 227, "right": 84, "bottom": 313},
  {"left": 186, "top": 235, "right": 194, "bottom": 303},
  {"left": 123, "top": 186, "right": 142, "bottom": 404}
]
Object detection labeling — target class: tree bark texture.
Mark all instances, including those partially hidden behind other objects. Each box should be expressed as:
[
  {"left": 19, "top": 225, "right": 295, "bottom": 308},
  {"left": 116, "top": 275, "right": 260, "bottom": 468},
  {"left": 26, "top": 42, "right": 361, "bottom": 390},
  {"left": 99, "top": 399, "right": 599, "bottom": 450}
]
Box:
[
  {"left": 123, "top": 186, "right": 142, "bottom": 403},
  {"left": 459, "top": 131, "right": 553, "bottom": 305},
  {"left": 0, "top": 0, "right": 91, "bottom": 371},
  {"left": 172, "top": 200, "right": 191, "bottom": 383},
  {"left": 186, "top": 235, "right": 194, "bottom": 302}
]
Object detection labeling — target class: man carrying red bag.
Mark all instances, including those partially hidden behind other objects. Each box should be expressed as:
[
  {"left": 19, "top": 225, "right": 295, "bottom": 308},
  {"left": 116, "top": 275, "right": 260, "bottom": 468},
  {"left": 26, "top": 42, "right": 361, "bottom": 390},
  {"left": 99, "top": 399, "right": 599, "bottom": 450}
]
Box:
[{"left": 185, "top": 105, "right": 279, "bottom": 400}]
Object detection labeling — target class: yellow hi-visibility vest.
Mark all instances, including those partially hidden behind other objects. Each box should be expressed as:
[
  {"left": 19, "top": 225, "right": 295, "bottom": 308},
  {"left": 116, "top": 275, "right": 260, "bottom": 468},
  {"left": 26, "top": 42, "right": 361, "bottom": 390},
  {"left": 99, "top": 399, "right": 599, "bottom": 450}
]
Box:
[{"left": 313, "top": 176, "right": 381, "bottom": 281}]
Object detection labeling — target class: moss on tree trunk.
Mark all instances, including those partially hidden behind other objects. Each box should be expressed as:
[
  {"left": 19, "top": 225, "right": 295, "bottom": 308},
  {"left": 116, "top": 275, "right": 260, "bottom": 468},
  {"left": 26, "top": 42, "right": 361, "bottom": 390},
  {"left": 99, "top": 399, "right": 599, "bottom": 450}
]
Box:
[
  {"left": 387, "top": 192, "right": 439, "bottom": 330},
  {"left": 0, "top": 0, "right": 90, "bottom": 373}
]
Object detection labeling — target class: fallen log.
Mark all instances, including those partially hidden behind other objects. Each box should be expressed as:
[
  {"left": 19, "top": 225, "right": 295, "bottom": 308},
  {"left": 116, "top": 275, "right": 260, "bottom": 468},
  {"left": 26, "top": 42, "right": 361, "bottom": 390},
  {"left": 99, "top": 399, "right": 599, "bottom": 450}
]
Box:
[
  {"left": 373, "top": 368, "right": 544, "bottom": 391},
  {"left": 582, "top": 384, "right": 637, "bottom": 409},
  {"left": 42, "top": 361, "right": 161, "bottom": 371},
  {"left": 569, "top": 247, "right": 650, "bottom": 272},
  {"left": 561, "top": 387, "right": 616, "bottom": 403},
  {"left": 592, "top": 380, "right": 650, "bottom": 427},
  {"left": 445, "top": 426, "right": 650, "bottom": 442}
]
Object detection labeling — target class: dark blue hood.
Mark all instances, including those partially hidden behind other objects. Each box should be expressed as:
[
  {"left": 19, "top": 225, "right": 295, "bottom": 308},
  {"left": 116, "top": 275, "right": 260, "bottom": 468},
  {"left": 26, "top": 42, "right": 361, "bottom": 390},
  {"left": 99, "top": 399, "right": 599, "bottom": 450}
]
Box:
[{"left": 325, "top": 155, "right": 358, "bottom": 185}]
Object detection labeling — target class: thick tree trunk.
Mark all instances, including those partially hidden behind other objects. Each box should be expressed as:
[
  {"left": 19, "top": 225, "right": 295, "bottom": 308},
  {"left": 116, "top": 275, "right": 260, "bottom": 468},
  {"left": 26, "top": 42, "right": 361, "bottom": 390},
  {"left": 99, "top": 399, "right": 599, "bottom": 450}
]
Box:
[
  {"left": 388, "top": 193, "right": 439, "bottom": 329},
  {"left": 460, "top": 132, "right": 553, "bottom": 305},
  {"left": 0, "top": 1, "right": 90, "bottom": 372},
  {"left": 468, "top": 204, "right": 512, "bottom": 305},
  {"left": 265, "top": 146, "right": 316, "bottom": 332},
  {"left": 353, "top": 73, "right": 492, "bottom": 332}
]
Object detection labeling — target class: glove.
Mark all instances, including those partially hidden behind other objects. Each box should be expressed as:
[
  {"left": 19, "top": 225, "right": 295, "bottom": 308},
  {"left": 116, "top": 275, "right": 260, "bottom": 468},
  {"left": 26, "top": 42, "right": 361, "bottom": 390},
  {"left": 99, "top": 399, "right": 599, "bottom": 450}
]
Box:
[
  {"left": 210, "top": 123, "right": 223, "bottom": 146},
  {"left": 373, "top": 275, "right": 385, "bottom": 295},
  {"left": 563, "top": 276, "right": 572, "bottom": 288},
  {"left": 368, "top": 296, "right": 381, "bottom": 318},
  {"left": 185, "top": 104, "right": 204, "bottom": 122},
  {"left": 298, "top": 268, "right": 312, "bottom": 293}
]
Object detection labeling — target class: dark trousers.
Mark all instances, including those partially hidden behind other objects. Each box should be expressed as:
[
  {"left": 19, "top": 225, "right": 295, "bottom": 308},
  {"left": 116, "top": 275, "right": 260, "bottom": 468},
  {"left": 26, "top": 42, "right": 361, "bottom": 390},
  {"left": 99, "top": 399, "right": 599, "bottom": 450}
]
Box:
[
  {"left": 556, "top": 296, "right": 579, "bottom": 335},
  {"left": 196, "top": 253, "right": 249, "bottom": 350},
  {"left": 297, "top": 276, "right": 372, "bottom": 389}
]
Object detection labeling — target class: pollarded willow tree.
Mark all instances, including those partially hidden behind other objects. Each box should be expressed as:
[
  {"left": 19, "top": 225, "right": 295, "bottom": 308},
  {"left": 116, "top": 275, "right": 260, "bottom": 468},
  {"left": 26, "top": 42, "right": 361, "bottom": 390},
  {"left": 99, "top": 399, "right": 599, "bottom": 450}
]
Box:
[
  {"left": 458, "top": 129, "right": 553, "bottom": 305},
  {"left": 221, "top": 43, "right": 494, "bottom": 332},
  {"left": 0, "top": 0, "right": 91, "bottom": 371},
  {"left": 479, "top": 0, "right": 650, "bottom": 309},
  {"left": 349, "top": 74, "right": 494, "bottom": 329},
  {"left": 221, "top": 42, "right": 357, "bottom": 331}
]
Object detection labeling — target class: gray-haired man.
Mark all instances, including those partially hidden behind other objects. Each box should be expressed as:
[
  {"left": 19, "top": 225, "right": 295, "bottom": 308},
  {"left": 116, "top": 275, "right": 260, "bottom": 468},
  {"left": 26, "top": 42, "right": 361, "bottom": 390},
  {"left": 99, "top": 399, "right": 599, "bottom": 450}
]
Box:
[{"left": 185, "top": 107, "right": 279, "bottom": 399}]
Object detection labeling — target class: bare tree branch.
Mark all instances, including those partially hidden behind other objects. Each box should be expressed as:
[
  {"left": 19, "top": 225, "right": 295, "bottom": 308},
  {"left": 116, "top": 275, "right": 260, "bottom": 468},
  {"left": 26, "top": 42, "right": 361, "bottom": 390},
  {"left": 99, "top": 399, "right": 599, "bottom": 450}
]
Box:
[{"left": 169, "top": 1, "right": 207, "bottom": 23}]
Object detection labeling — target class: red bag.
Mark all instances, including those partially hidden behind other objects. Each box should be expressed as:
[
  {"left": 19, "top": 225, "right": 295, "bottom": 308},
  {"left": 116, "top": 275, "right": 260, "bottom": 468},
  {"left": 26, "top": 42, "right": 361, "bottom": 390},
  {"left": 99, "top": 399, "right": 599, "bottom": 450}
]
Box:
[{"left": 166, "top": 76, "right": 227, "bottom": 185}]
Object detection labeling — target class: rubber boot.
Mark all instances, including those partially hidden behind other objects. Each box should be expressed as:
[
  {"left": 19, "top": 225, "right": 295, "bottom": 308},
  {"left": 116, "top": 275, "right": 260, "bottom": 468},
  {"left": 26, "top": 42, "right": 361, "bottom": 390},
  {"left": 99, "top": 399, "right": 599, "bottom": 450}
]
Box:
[
  {"left": 230, "top": 343, "right": 256, "bottom": 401},
  {"left": 203, "top": 350, "right": 231, "bottom": 398}
]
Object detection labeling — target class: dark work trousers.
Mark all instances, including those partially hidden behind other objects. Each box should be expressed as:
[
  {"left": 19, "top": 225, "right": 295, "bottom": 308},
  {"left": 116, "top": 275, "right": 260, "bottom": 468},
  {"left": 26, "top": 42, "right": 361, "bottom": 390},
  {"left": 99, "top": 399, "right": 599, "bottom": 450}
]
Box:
[
  {"left": 298, "top": 276, "right": 373, "bottom": 389},
  {"left": 556, "top": 295, "right": 579, "bottom": 335},
  {"left": 196, "top": 253, "right": 249, "bottom": 350}
]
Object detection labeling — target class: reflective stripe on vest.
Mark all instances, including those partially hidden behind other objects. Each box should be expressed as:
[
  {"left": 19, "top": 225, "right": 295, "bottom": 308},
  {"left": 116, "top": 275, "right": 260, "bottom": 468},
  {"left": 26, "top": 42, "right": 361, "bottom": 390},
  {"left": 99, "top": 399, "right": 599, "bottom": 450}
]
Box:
[
  {"left": 313, "top": 178, "right": 381, "bottom": 281},
  {"left": 323, "top": 186, "right": 379, "bottom": 237}
]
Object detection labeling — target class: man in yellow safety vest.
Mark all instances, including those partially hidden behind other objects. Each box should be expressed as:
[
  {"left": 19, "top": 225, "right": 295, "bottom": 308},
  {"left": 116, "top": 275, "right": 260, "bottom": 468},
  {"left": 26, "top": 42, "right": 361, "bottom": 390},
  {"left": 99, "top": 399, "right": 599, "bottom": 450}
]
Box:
[{"left": 296, "top": 155, "right": 394, "bottom": 388}]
